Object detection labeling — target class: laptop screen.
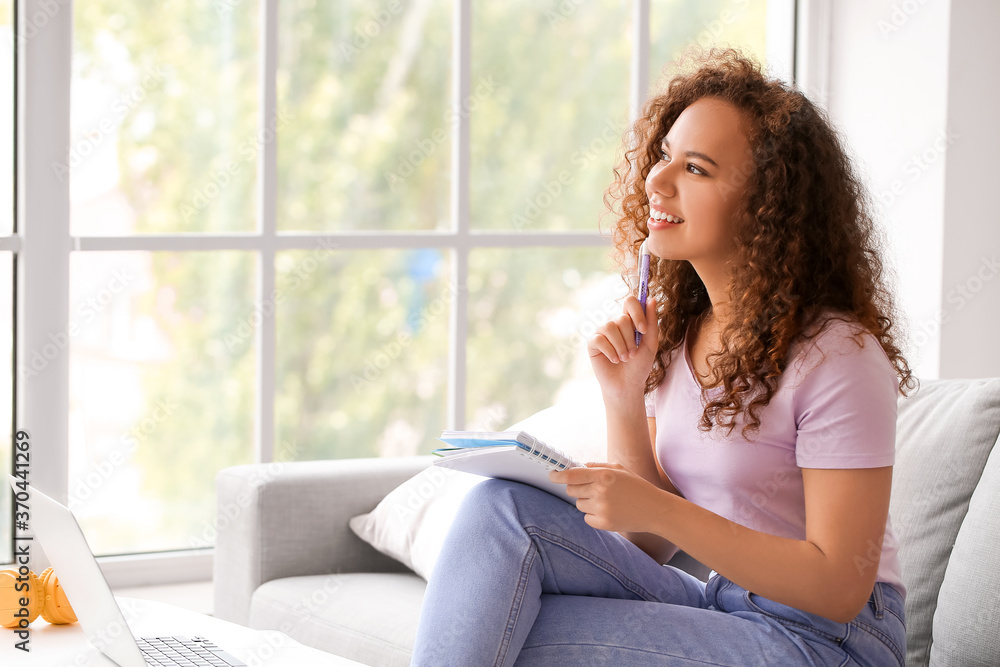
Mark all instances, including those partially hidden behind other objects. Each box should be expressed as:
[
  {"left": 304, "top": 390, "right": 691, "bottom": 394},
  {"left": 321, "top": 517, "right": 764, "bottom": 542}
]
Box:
[{"left": 10, "top": 477, "right": 146, "bottom": 667}]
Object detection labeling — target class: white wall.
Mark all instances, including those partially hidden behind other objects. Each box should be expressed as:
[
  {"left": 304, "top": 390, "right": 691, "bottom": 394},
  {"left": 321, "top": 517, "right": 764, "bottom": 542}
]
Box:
[
  {"left": 826, "top": 0, "right": 1000, "bottom": 380},
  {"left": 938, "top": 0, "right": 1000, "bottom": 378}
]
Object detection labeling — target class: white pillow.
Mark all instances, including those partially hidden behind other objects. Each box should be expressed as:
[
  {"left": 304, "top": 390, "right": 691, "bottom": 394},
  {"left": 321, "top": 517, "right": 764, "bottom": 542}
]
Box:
[{"left": 348, "top": 396, "right": 607, "bottom": 580}]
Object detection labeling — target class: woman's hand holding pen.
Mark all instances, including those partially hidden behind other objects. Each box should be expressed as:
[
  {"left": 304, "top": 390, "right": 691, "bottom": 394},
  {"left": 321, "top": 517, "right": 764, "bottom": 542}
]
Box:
[
  {"left": 587, "top": 296, "right": 659, "bottom": 403},
  {"left": 581, "top": 276, "right": 672, "bottom": 542}
]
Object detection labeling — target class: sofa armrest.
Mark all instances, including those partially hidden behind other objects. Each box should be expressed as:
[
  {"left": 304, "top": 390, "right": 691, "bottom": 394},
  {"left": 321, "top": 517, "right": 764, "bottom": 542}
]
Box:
[{"left": 213, "top": 455, "right": 433, "bottom": 625}]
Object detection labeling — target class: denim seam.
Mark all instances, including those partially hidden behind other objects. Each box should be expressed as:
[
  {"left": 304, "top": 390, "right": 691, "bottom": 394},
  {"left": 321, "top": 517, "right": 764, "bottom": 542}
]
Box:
[
  {"left": 713, "top": 577, "right": 734, "bottom": 601},
  {"left": 520, "top": 641, "right": 769, "bottom": 667},
  {"left": 850, "top": 620, "right": 905, "bottom": 667},
  {"left": 494, "top": 543, "right": 538, "bottom": 667},
  {"left": 836, "top": 623, "right": 854, "bottom": 667},
  {"left": 870, "top": 583, "right": 885, "bottom": 619},
  {"left": 525, "top": 525, "right": 663, "bottom": 602},
  {"left": 883, "top": 604, "right": 904, "bottom": 626},
  {"left": 742, "top": 590, "right": 846, "bottom": 645}
]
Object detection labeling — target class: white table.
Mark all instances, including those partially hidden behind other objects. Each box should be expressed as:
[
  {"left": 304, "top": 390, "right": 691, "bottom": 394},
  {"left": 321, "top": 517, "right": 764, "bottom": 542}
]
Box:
[{"left": 1, "top": 596, "right": 366, "bottom": 666}]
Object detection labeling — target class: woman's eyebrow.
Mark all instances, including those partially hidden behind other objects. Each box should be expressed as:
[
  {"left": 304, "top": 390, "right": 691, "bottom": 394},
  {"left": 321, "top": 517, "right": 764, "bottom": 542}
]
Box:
[{"left": 662, "top": 139, "right": 719, "bottom": 168}]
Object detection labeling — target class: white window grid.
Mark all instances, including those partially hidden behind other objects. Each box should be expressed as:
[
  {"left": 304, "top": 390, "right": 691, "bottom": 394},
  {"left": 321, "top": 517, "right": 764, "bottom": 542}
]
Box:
[{"left": 7, "top": 0, "right": 813, "bottom": 581}]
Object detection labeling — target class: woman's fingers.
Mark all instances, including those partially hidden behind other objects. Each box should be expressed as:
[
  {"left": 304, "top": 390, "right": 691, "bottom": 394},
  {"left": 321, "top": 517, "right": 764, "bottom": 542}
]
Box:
[
  {"left": 588, "top": 320, "right": 631, "bottom": 363},
  {"left": 597, "top": 315, "right": 635, "bottom": 364},
  {"left": 623, "top": 296, "right": 646, "bottom": 345},
  {"left": 642, "top": 297, "right": 658, "bottom": 349},
  {"left": 588, "top": 332, "right": 622, "bottom": 364},
  {"left": 587, "top": 297, "right": 659, "bottom": 364}
]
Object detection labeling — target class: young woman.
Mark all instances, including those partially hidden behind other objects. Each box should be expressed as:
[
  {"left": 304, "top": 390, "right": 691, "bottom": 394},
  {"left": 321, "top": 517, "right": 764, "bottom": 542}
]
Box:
[{"left": 411, "top": 48, "right": 912, "bottom": 666}]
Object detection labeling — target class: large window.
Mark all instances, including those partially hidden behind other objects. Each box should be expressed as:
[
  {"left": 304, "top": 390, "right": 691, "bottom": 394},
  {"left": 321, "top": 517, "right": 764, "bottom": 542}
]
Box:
[
  {"left": 1, "top": 0, "right": 15, "bottom": 566},
  {"left": 11, "top": 0, "right": 794, "bottom": 577}
]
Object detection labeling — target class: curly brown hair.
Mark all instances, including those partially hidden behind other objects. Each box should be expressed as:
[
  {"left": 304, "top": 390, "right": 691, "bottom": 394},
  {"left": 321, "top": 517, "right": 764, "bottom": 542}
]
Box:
[{"left": 604, "top": 47, "right": 914, "bottom": 438}]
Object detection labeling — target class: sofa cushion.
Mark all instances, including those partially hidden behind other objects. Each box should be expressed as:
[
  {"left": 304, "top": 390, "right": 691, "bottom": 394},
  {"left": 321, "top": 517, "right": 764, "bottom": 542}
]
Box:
[
  {"left": 249, "top": 572, "right": 426, "bottom": 667},
  {"left": 214, "top": 457, "right": 427, "bottom": 626},
  {"left": 929, "top": 438, "right": 1000, "bottom": 666},
  {"left": 347, "top": 466, "right": 483, "bottom": 580},
  {"left": 348, "top": 396, "right": 609, "bottom": 580},
  {"left": 890, "top": 378, "right": 1000, "bottom": 667}
]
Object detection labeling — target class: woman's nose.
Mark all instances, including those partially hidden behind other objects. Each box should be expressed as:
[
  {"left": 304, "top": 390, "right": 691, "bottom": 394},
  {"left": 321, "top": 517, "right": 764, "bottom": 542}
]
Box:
[{"left": 647, "top": 162, "right": 677, "bottom": 198}]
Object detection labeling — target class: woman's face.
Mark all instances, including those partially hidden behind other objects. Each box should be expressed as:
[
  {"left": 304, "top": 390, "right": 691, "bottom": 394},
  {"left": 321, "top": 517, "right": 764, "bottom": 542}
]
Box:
[{"left": 644, "top": 97, "right": 752, "bottom": 274}]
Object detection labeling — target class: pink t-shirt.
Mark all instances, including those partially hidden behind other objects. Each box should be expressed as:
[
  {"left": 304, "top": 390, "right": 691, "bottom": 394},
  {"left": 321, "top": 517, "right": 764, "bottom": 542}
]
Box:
[{"left": 645, "top": 316, "right": 905, "bottom": 597}]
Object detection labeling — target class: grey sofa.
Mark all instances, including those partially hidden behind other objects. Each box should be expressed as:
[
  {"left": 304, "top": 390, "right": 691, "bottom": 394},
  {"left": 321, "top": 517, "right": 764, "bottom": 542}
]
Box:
[{"left": 214, "top": 378, "right": 1000, "bottom": 666}]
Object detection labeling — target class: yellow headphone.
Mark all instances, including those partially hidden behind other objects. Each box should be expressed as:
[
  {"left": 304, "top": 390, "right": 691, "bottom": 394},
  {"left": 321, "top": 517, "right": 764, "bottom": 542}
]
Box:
[{"left": 0, "top": 568, "right": 77, "bottom": 628}]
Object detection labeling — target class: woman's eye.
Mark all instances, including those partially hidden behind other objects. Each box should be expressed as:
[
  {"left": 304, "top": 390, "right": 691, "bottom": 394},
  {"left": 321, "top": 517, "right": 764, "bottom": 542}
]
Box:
[{"left": 659, "top": 150, "right": 705, "bottom": 175}]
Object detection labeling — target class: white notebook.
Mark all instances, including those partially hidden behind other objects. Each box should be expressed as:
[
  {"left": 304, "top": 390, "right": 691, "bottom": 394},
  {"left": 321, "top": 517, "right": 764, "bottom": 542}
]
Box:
[{"left": 433, "top": 430, "right": 582, "bottom": 503}]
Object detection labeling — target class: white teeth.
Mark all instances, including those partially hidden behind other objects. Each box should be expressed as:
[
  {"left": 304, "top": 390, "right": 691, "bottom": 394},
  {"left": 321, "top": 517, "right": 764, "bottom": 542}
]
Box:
[{"left": 649, "top": 210, "right": 684, "bottom": 223}]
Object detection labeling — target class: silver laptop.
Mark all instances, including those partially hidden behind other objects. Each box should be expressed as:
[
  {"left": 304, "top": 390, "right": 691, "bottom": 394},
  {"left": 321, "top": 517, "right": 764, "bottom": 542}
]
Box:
[{"left": 8, "top": 477, "right": 245, "bottom": 667}]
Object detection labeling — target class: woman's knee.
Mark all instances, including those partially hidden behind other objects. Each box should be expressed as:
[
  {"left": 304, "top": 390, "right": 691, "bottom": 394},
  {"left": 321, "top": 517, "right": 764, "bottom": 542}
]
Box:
[
  {"left": 460, "top": 479, "right": 582, "bottom": 530},
  {"left": 461, "top": 478, "right": 536, "bottom": 514}
]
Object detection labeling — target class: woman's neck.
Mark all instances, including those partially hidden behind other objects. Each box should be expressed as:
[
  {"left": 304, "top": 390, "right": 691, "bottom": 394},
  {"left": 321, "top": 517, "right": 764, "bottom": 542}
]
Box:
[{"left": 690, "top": 259, "right": 732, "bottom": 330}]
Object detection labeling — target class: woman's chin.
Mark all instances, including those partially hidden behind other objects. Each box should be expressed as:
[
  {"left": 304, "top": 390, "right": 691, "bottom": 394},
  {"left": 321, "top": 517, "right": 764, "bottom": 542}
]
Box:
[{"left": 645, "top": 236, "right": 684, "bottom": 261}]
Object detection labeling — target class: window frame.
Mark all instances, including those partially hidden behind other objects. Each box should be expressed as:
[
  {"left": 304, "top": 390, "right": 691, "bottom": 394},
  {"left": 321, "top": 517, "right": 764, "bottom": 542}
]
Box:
[{"left": 8, "top": 0, "right": 803, "bottom": 585}]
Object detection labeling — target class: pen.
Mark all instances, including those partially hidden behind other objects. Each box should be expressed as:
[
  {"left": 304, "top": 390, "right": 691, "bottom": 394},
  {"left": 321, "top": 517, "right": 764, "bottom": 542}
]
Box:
[{"left": 635, "top": 239, "right": 651, "bottom": 347}]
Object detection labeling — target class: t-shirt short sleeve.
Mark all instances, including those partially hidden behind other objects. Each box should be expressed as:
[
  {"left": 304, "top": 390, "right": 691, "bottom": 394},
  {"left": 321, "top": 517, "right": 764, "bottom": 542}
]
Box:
[
  {"left": 792, "top": 321, "right": 899, "bottom": 469},
  {"left": 645, "top": 390, "right": 656, "bottom": 418}
]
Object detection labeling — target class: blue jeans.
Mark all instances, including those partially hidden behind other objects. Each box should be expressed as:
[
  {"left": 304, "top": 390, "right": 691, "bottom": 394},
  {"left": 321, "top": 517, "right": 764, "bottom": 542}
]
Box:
[{"left": 411, "top": 480, "right": 906, "bottom": 666}]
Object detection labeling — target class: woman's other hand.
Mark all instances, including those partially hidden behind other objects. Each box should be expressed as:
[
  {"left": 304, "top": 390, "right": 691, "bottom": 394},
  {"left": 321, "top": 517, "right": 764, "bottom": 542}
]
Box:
[
  {"left": 587, "top": 296, "right": 659, "bottom": 402},
  {"left": 550, "top": 462, "right": 668, "bottom": 533}
]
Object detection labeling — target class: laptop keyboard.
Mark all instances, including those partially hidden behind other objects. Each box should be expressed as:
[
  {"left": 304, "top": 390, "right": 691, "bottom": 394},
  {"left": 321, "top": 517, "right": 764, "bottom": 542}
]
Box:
[{"left": 137, "top": 635, "right": 246, "bottom": 666}]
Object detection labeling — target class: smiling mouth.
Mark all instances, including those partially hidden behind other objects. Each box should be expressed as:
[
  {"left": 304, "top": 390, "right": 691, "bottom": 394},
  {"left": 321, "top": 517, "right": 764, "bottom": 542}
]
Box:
[{"left": 649, "top": 211, "right": 684, "bottom": 224}]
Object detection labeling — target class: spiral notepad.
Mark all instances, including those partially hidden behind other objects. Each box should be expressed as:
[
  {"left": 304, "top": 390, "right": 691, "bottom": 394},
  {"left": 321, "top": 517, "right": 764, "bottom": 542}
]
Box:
[{"left": 432, "top": 430, "right": 582, "bottom": 503}]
